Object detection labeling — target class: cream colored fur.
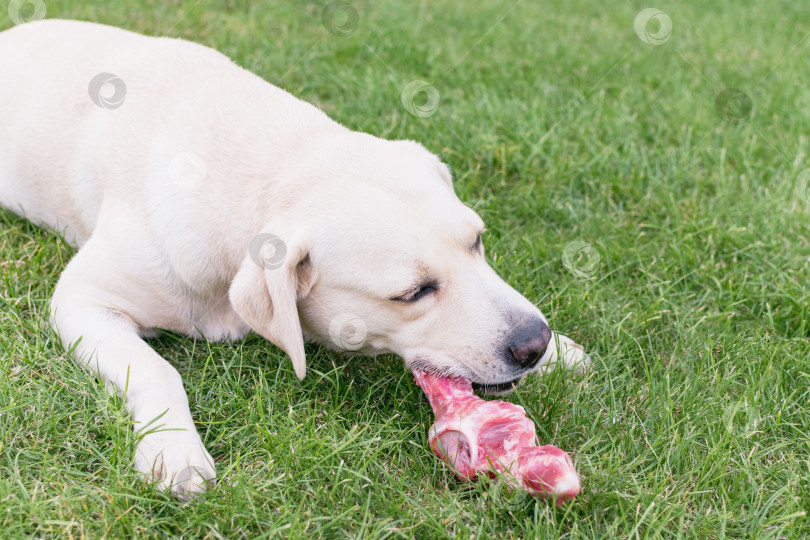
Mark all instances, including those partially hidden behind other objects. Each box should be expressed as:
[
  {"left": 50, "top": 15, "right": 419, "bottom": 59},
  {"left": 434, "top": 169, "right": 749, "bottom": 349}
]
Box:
[{"left": 0, "top": 20, "right": 588, "bottom": 496}]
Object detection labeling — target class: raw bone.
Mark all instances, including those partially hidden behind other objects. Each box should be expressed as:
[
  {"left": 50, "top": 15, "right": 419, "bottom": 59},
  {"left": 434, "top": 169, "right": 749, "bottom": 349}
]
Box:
[{"left": 413, "top": 369, "right": 580, "bottom": 504}]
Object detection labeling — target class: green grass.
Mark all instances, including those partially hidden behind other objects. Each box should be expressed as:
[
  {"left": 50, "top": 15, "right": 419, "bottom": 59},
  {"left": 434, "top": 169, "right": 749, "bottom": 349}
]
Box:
[{"left": 2, "top": 0, "right": 809, "bottom": 537}]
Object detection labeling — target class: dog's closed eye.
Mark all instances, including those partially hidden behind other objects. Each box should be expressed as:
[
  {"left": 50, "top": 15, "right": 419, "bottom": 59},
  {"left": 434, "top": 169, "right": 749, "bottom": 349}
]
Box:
[
  {"left": 473, "top": 233, "right": 483, "bottom": 254},
  {"left": 468, "top": 228, "right": 485, "bottom": 255},
  {"left": 392, "top": 282, "right": 438, "bottom": 303}
]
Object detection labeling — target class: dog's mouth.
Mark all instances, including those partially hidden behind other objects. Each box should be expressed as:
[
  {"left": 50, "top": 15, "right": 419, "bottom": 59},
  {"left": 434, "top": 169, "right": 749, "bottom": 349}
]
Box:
[
  {"left": 471, "top": 377, "right": 522, "bottom": 394},
  {"left": 407, "top": 356, "right": 524, "bottom": 394}
]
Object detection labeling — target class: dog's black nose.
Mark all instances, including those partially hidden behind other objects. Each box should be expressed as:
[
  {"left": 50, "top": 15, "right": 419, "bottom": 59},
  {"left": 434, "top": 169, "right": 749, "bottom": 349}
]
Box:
[{"left": 508, "top": 321, "right": 552, "bottom": 369}]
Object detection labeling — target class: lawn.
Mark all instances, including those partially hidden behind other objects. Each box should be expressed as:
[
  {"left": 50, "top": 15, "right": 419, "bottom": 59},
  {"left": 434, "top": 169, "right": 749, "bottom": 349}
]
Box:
[{"left": 1, "top": 0, "right": 809, "bottom": 537}]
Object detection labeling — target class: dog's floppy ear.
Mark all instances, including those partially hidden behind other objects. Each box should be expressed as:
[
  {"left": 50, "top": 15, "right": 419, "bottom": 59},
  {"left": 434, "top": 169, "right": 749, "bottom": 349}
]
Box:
[{"left": 229, "top": 232, "right": 316, "bottom": 380}]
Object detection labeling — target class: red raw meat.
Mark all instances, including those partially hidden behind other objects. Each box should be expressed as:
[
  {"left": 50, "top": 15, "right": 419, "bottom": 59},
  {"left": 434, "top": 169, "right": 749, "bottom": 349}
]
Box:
[{"left": 413, "top": 369, "right": 580, "bottom": 505}]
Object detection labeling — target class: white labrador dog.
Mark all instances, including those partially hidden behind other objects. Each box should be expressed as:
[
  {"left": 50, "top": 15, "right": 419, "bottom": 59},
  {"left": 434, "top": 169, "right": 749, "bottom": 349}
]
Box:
[{"left": 0, "top": 20, "right": 588, "bottom": 496}]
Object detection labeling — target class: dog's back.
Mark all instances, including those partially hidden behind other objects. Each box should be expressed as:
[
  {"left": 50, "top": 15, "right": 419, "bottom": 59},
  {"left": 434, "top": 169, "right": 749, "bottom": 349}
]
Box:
[
  {"left": 0, "top": 19, "right": 332, "bottom": 247},
  {"left": 0, "top": 20, "right": 151, "bottom": 242}
]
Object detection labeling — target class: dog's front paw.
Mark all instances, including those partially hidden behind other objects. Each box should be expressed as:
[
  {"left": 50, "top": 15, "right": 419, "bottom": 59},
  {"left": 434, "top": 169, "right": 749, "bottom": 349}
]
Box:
[
  {"left": 134, "top": 430, "right": 216, "bottom": 499},
  {"left": 535, "top": 334, "right": 592, "bottom": 375},
  {"left": 557, "top": 337, "right": 591, "bottom": 373}
]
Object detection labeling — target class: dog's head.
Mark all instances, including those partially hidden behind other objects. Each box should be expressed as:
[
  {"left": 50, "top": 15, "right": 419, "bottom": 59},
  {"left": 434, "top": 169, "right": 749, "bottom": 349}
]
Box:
[{"left": 229, "top": 132, "right": 552, "bottom": 391}]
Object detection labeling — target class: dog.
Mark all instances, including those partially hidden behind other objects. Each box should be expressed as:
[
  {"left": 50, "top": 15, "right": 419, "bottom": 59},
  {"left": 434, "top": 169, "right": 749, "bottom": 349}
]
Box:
[{"left": 0, "top": 19, "right": 588, "bottom": 497}]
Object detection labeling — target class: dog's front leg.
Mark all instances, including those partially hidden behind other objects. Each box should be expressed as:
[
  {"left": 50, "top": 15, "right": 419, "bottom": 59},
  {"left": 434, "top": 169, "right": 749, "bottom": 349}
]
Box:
[{"left": 50, "top": 249, "right": 215, "bottom": 498}]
